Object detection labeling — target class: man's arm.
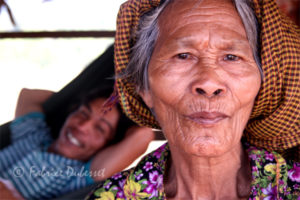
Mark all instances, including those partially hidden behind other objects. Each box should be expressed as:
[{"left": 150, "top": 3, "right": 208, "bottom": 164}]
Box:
[
  {"left": 15, "top": 88, "right": 54, "bottom": 118},
  {"left": 90, "top": 126, "right": 155, "bottom": 181},
  {"left": 0, "top": 180, "right": 23, "bottom": 200}
]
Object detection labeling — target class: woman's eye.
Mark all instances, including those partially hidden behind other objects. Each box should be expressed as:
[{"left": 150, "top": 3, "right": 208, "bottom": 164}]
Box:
[
  {"left": 79, "top": 109, "right": 89, "bottom": 119},
  {"left": 96, "top": 125, "right": 105, "bottom": 134},
  {"left": 176, "top": 53, "right": 190, "bottom": 60},
  {"left": 224, "top": 54, "right": 239, "bottom": 61}
]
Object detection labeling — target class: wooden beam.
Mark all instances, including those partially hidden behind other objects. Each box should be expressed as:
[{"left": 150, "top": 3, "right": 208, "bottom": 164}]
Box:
[{"left": 0, "top": 31, "right": 116, "bottom": 38}]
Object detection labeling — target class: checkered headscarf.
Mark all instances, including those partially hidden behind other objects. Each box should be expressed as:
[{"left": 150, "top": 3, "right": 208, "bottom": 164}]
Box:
[{"left": 113, "top": 0, "right": 300, "bottom": 160}]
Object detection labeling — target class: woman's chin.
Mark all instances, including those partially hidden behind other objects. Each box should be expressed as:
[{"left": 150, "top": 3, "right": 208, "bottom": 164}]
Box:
[{"left": 178, "top": 138, "right": 232, "bottom": 158}]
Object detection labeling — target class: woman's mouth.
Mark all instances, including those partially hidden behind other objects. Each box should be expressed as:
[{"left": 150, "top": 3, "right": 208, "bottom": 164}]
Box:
[
  {"left": 67, "top": 131, "right": 82, "bottom": 147},
  {"left": 186, "top": 111, "right": 229, "bottom": 126}
]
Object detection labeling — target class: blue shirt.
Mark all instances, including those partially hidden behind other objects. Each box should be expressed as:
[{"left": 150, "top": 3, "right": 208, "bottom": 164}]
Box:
[{"left": 0, "top": 112, "right": 94, "bottom": 200}]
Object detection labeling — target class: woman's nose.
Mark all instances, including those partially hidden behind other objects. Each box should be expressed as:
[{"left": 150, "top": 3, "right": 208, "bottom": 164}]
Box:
[
  {"left": 78, "top": 119, "right": 93, "bottom": 134},
  {"left": 191, "top": 70, "right": 227, "bottom": 98}
]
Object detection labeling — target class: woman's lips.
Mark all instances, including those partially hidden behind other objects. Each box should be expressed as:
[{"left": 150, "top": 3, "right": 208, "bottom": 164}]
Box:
[
  {"left": 186, "top": 111, "right": 229, "bottom": 126},
  {"left": 64, "top": 128, "right": 84, "bottom": 148}
]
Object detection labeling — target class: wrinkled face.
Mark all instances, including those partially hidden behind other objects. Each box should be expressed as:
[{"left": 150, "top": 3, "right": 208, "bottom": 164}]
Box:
[
  {"left": 54, "top": 98, "right": 120, "bottom": 161},
  {"left": 140, "top": 0, "right": 261, "bottom": 157}
]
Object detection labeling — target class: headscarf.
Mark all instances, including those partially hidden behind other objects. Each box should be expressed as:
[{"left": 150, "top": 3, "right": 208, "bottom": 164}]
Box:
[{"left": 112, "top": 0, "right": 300, "bottom": 161}]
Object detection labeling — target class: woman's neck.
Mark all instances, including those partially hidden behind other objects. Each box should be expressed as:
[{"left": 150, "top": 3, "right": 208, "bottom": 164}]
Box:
[{"left": 164, "top": 143, "right": 251, "bottom": 200}]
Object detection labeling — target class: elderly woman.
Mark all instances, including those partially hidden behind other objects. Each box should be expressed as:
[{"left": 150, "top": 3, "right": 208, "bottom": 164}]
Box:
[{"left": 87, "top": 0, "right": 300, "bottom": 199}]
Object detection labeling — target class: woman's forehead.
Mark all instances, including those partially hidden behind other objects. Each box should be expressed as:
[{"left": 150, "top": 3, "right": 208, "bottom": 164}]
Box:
[
  {"left": 154, "top": 0, "right": 247, "bottom": 51},
  {"left": 158, "top": 0, "right": 243, "bottom": 31},
  {"left": 87, "top": 98, "right": 106, "bottom": 111},
  {"left": 88, "top": 99, "right": 118, "bottom": 116},
  {"left": 164, "top": 0, "right": 234, "bottom": 12}
]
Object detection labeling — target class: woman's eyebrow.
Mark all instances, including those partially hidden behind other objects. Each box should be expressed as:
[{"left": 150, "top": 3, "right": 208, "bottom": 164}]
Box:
[
  {"left": 169, "top": 36, "right": 250, "bottom": 51},
  {"left": 217, "top": 40, "right": 250, "bottom": 51}
]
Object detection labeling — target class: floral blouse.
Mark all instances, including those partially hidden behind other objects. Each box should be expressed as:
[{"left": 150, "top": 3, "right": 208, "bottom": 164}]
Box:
[{"left": 86, "top": 143, "right": 300, "bottom": 200}]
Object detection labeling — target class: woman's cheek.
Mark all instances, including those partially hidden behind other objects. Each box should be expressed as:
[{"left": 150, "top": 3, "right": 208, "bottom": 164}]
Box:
[{"left": 151, "top": 98, "right": 181, "bottom": 139}]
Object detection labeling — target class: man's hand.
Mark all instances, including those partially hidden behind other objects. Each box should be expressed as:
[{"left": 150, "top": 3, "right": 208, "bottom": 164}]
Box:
[
  {"left": 15, "top": 88, "right": 54, "bottom": 118},
  {"left": 0, "top": 180, "right": 23, "bottom": 200},
  {"left": 90, "top": 126, "right": 155, "bottom": 181}
]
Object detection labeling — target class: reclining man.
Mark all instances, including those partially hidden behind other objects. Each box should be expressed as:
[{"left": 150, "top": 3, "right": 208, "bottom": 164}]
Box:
[{"left": 0, "top": 85, "right": 154, "bottom": 199}]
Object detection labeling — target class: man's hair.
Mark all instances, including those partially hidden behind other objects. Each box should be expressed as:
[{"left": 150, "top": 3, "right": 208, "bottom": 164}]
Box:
[{"left": 124, "top": 0, "right": 262, "bottom": 92}]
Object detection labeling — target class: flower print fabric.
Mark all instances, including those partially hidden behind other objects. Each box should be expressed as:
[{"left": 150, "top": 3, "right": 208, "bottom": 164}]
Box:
[
  {"left": 86, "top": 143, "right": 300, "bottom": 200},
  {"left": 246, "top": 144, "right": 300, "bottom": 199},
  {"left": 288, "top": 164, "right": 300, "bottom": 183}
]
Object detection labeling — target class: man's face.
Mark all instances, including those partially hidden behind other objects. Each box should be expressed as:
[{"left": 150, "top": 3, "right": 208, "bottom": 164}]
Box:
[
  {"left": 54, "top": 98, "right": 120, "bottom": 161},
  {"left": 140, "top": 0, "right": 261, "bottom": 157}
]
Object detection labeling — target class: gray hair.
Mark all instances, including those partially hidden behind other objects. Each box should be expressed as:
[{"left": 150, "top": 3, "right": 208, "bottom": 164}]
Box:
[{"left": 125, "top": 0, "right": 262, "bottom": 92}]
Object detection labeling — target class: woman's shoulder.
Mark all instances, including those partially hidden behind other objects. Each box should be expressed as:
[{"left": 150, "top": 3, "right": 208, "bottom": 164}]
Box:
[
  {"left": 285, "top": 160, "right": 300, "bottom": 197},
  {"left": 86, "top": 169, "right": 132, "bottom": 199},
  {"left": 246, "top": 144, "right": 300, "bottom": 198},
  {"left": 85, "top": 142, "right": 169, "bottom": 200}
]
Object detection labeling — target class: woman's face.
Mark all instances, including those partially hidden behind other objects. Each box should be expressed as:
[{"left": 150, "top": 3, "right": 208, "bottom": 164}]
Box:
[
  {"left": 54, "top": 98, "right": 120, "bottom": 161},
  {"left": 140, "top": 0, "right": 261, "bottom": 157}
]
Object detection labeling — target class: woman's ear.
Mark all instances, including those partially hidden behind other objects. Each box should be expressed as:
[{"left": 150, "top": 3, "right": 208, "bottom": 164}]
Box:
[{"left": 139, "top": 90, "right": 154, "bottom": 109}]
